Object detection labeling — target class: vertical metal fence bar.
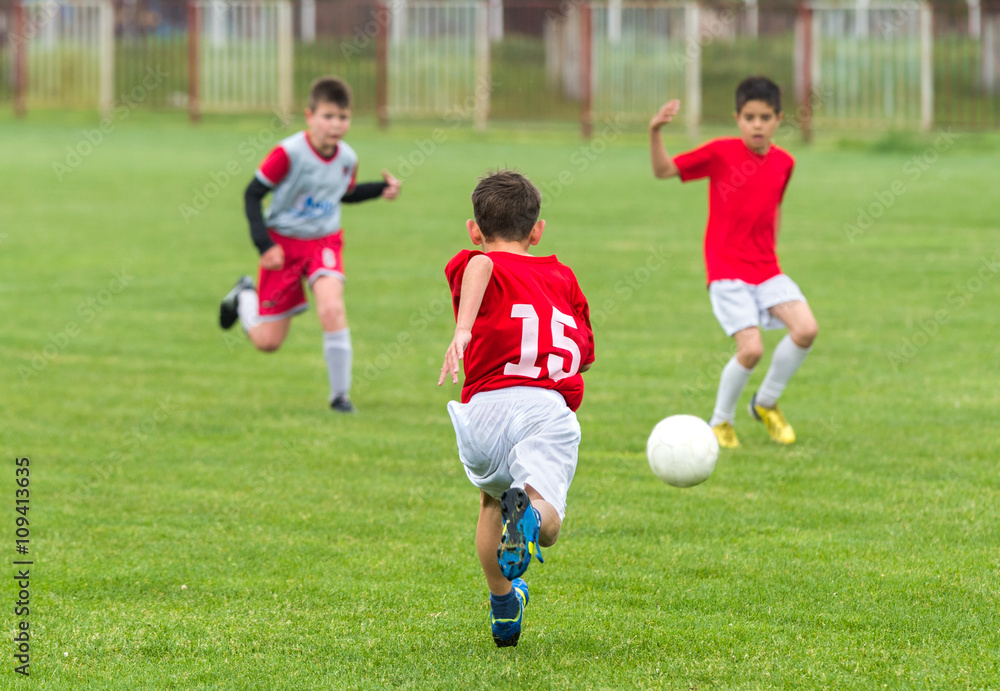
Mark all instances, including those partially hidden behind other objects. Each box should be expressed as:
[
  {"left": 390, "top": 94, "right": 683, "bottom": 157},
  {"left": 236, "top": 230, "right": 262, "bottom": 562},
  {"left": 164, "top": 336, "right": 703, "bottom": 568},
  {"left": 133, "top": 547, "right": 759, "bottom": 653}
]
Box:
[
  {"left": 580, "top": 0, "right": 592, "bottom": 138},
  {"left": 920, "top": 1, "right": 933, "bottom": 130},
  {"left": 188, "top": 0, "right": 200, "bottom": 121},
  {"left": 685, "top": 0, "right": 700, "bottom": 138},
  {"left": 99, "top": 0, "right": 113, "bottom": 117},
  {"left": 377, "top": 1, "right": 389, "bottom": 127}
]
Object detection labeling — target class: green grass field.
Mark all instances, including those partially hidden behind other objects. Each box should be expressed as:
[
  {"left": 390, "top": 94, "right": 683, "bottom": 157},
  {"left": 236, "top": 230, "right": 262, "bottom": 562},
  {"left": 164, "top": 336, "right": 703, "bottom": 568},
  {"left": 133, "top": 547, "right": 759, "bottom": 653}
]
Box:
[{"left": 3, "top": 111, "right": 999, "bottom": 689}]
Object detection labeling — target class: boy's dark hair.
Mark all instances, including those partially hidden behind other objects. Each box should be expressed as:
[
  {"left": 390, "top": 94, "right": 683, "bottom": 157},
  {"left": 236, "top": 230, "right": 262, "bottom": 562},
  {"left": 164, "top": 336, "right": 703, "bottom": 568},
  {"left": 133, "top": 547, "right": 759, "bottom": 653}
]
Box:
[
  {"left": 735, "top": 76, "right": 781, "bottom": 114},
  {"left": 471, "top": 170, "right": 541, "bottom": 242},
  {"left": 308, "top": 76, "right": 352, "bottom": 111}
]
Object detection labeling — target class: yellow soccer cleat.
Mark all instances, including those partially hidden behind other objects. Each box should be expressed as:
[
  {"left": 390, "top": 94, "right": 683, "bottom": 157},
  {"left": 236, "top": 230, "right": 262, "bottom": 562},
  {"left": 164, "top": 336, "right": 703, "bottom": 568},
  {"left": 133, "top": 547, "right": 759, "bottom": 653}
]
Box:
[
  {"left": 749, "top": 393, "right": 796, "bottom": 444},
  {"left": 712, "top": 421, "right": 740, "bottom": 449}
]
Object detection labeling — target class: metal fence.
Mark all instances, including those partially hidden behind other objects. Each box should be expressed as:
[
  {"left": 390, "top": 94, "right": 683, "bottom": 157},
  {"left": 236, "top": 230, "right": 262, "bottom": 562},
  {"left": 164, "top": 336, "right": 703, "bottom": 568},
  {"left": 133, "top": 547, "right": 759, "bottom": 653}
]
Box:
[{"left": 0, "top": 0, "right": 997, "bottom": 131}]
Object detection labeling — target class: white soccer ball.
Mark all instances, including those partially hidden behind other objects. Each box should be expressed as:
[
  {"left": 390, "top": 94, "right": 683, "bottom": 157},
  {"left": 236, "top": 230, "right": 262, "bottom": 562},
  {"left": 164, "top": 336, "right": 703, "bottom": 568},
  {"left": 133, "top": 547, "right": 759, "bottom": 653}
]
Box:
[{"left": 646, "top": 414, "right": 719, "bottom": 488}]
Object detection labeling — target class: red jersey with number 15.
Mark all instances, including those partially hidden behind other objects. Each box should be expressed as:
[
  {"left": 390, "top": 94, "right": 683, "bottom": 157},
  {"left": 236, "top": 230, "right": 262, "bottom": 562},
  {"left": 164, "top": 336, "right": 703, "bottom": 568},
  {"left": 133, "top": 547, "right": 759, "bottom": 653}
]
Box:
[{"left": 445, "top": 250, "right": 595, "bottom": 411}]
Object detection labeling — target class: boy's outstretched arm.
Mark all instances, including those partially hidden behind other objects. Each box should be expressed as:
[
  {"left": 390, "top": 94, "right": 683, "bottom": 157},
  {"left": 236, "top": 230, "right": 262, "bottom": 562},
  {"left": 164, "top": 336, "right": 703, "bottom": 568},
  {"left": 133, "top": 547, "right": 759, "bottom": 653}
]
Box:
[
  {"left": 342, "top": 170, "right": 401, "bottom": 203},
  {"left": 438, "top": 254, "right": 493, "bottom": 386},
  {"left": 649, "top": 100, "right": 681, "bottom": 179}
]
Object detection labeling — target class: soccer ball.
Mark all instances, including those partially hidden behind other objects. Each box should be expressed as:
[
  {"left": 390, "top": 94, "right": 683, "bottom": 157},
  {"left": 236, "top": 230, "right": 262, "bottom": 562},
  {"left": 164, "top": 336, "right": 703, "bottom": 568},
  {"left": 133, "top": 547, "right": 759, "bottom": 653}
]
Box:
[{"left": 646, "top": 415, "right": 719, "bottom": 488}]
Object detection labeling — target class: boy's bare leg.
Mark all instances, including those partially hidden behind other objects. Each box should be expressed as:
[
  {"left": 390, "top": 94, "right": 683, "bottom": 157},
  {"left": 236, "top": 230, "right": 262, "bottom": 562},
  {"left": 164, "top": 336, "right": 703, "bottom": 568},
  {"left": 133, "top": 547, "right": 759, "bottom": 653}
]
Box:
[
  {"left": 734, "top": 326, "right": 763, "bottom": 369},
  {"left": 747, "top": 300, "right": 817, "bottom": 442},
  {"left": 480, "top": 490, "right": 531, "bottom": 647},
  {"left": 220, "top": 276, "right": 290, "bottom": 353},
  {"left": 481, "top": 486, "right": 559, "bottom": 583},
  {"left": 477, "top": 492, "right": 512, "bottom": 596},
  {"left": 311, "top": 275, "right": 348, "bottom": 331},
  {"left": 524, "top": 485, "right": 561, "bottom": 548},
  {"left": 247, "top": 318, "right": 291, "bottom": 352},
  {"left": 768, "top": 300, "right": 818, "bottom": 349},
  {"left": 755, "top": 299, "right": 817, "bottom": 409}
]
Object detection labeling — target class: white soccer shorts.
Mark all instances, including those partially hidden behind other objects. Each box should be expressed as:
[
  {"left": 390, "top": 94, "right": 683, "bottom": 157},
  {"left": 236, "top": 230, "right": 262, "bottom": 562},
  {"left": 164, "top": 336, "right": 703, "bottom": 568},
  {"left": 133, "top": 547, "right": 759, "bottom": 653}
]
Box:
[
  {"left": 708, "top": 273, "right": 807, "bottom": 336},
  {"left": 447, "top": 387, "right": 581, "bottom": 520}
]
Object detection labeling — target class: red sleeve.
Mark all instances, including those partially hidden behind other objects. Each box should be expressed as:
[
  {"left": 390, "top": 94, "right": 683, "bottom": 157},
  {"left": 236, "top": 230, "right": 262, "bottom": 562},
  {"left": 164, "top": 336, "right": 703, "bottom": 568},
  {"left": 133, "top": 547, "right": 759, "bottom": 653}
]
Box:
[
  {"left": 348, "top": 163, "right": 358, "bottom": 193},
  {"left": 444, "top": 250, "right": 484, "bottom": 315},
  {"left": 673, "top": 140, "right": 718, "bottom": 182},
  {"left": 257, "top": 146, "right": 290, "bottom": 187}
]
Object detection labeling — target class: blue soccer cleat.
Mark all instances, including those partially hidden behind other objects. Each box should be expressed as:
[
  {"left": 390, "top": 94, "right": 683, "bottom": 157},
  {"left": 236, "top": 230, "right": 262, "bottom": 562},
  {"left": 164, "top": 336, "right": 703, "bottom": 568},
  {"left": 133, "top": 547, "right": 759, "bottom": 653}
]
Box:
[
  {"left": 491, "top": 578, "right": 529, "bottom": 647},
  {"left": 497, "top": 488, "right": 543, "bottom": 581}
]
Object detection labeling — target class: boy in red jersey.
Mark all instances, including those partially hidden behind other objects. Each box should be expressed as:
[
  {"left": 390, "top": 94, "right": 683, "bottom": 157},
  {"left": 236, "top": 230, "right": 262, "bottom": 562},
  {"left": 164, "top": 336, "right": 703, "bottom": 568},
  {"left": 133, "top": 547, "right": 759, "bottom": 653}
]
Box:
[
  {"left": 649, "top": 76, "right": 818, "bottom": 448},
  {"left": 219, "top": 76, "right": 400, "bottom": 412},
  {"left": 438, "top": 170, "right": 595, "bottom": 647}
]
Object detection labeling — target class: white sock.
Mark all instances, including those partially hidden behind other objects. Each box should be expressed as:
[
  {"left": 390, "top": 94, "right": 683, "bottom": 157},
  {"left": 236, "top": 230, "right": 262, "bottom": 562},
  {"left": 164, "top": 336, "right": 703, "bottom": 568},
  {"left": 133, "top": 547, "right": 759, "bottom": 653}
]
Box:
[
  {"left": 709, "top": 356, "right": 754, "bottom": 426},
  {"left": 756, "top": 335, "right": 811, "bottom": 408},
  {"left": 237, "top": 289, "right": 260, "bottom": 332},
  {"left": 323, "top": 328, "right": 352, "bottom": 401}
]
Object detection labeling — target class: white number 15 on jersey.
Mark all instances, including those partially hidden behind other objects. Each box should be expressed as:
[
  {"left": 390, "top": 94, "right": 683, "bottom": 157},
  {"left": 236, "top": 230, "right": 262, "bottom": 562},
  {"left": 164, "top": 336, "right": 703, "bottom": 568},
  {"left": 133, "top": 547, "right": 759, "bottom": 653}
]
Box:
[{"left": 503, "top": 304, "right": 581, "bottom": 382}]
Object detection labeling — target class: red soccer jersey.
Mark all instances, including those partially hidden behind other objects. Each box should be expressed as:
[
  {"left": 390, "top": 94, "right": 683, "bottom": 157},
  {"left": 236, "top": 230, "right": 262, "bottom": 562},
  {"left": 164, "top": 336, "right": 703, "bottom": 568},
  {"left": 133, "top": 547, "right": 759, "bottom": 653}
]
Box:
[
  {"left": 445, "top": 250, "right": 595, "bottom": 411},
  {"left": 673, "top": 137, "right": 795, "bottom": 285}
]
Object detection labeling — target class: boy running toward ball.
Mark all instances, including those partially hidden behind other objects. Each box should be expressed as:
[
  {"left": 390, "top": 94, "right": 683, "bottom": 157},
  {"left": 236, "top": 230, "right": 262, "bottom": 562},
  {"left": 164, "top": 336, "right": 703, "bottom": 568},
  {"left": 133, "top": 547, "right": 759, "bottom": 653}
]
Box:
[
  {"left": 648, "top": 76, "right": 818, "bottom": 448},
  {"left": 438, "top": 170, "right": 595, "bottom": 647},
  {"left": 219, "top": 76, "right": 400, "bottom": 412}
]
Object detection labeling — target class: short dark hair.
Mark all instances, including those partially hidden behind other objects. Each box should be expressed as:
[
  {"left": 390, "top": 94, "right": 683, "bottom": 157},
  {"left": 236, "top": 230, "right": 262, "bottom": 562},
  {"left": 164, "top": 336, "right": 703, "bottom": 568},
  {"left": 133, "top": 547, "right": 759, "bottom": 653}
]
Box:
[
  {"left": 308, "top": 76, "right": 352, "bottom": 111},
  {"left": 736, "top": 76, "right": 782, "bottom": 114},
  {"left": 471, "top": 170, "right": 542, "bottom": 242}
]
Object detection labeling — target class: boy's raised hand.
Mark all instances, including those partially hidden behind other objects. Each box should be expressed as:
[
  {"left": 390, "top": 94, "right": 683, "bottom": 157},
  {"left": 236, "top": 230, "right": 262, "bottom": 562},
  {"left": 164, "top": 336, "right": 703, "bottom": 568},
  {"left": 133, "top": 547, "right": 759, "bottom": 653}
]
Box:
[
  {"left": 438, "top": 328, "right": 471, "bottom": 386},
  {"left": 381, "top": 169, "right": 401, "bottom": 200},
  {"left": 649, "top": 100, "right": 681, "bottom": 130}
]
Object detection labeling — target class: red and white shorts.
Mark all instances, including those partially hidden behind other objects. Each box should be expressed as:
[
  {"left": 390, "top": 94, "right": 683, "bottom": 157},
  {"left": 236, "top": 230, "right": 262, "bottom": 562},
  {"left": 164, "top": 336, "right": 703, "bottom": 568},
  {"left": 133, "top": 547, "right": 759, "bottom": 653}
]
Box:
[{"left": 258, "top": 230, "right": 344, "bottom": 320}]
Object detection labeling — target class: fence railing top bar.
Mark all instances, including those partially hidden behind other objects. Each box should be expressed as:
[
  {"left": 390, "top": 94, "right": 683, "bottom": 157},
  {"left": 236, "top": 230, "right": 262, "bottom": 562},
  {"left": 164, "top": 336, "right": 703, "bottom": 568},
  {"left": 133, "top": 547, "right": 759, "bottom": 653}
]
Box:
[
  {"left": 386, "top": 0, "right": 485, "bottom": 8},
  {"left": 17, "top": 0, "right": 112, "bottom": 7},
  {"left": 805, "top": 1, "right": 928, "bottom": 10},
  {"left": 189, "top": 0, "right": 291, "bottom": 8},
  {"left": 589, "top": 1, "right": 695, "bottom": 8}
]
